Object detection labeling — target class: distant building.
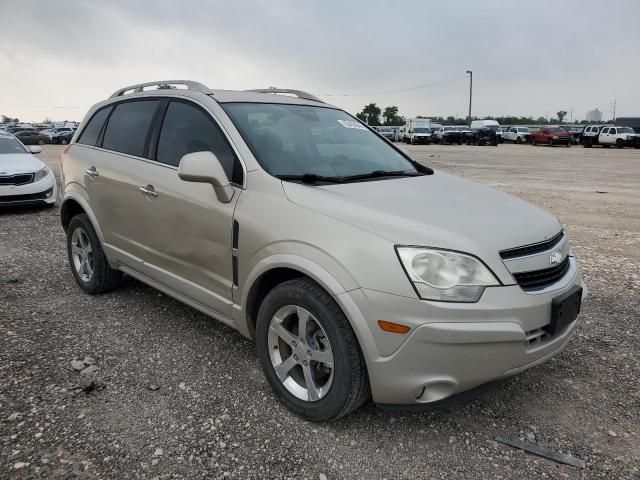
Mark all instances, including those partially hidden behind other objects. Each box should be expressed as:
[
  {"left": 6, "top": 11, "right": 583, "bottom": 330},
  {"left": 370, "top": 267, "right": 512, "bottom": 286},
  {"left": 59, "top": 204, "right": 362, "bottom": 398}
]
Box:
[{"left": 586, "top": 108, "right": 602, "bottom": 122}]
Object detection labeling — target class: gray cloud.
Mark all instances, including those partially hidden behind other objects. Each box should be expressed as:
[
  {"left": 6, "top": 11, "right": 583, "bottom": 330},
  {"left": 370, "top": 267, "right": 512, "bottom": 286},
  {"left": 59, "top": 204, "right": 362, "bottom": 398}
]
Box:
[{"left": 1, "top": 0, "right": 639, "bottom": 122}]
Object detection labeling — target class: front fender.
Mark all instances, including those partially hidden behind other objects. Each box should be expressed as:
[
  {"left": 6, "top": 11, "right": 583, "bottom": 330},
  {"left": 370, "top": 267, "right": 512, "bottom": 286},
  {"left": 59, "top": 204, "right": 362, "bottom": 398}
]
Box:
[{"left": 234, "top": 253, "right": 382, "bottom": 365}]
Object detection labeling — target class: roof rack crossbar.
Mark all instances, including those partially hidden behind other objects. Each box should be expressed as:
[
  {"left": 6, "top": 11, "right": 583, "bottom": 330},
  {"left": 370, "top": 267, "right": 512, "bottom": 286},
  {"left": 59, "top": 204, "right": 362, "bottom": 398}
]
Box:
[
  {"left": 109, "top": 80, "right": 211, "bottom": 98},
  {"left": 247, "top": 88, "right": 324, "bottom": 103}
]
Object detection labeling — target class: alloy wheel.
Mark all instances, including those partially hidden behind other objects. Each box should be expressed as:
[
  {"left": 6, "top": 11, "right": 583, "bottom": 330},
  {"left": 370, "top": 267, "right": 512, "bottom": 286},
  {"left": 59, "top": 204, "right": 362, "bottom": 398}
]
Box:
[
  {"left": 267, "top": 305, "right": 334, "bottom": 402},
  {"left": 71, "top": 227, "right": 94, "bottom": 282}
]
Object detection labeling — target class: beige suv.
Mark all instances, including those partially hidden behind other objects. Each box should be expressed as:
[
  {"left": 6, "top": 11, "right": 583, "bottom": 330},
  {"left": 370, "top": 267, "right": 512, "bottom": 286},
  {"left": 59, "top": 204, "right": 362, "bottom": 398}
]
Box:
[{"left": 61, "top": 80, "right": 585, "bottom": 421}]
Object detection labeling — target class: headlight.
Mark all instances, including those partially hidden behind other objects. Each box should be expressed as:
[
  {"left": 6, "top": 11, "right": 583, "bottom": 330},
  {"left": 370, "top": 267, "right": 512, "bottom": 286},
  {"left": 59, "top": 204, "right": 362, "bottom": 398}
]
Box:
[
  {"left": 34, "top": 167, "right": 50, "bottom": 182},
  {"left": 396, "top": 247, "right": 500, "bottom": 302},
  {"left": 552, "top": 136, "right": 559, "bottom": 139}
]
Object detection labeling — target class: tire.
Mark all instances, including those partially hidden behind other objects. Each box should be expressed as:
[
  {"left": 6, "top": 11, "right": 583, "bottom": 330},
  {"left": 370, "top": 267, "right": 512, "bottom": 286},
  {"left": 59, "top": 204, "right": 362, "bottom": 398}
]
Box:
[
  {"left": 516, "top": 137, "right": 521, "bottom": 144},
  {"left": 256, "top": 278, "right": 370, "bottom": 422},
  {"left": 566, "top": 142, "right": 571, "bottom": 148},
  {"left": 548, "top": 138, "right": 554, "bottom": 147},
  {"left": 583, "top": 138, "right": 592, "bottom": 148},
  {"left": 66, "top": 213, "right": 122, "bottom": 294},
  {"left": 60, "top": 139, "right": 68, "bottom": 145},
  {"left": 38, "top": 139, "right": 45, "bottom": 145},
  {"left": 532, "top": 138, "right": 537, "bottom": 146},
  {"left": 615, "top": 139, "right": 624, "bottom": 149}
]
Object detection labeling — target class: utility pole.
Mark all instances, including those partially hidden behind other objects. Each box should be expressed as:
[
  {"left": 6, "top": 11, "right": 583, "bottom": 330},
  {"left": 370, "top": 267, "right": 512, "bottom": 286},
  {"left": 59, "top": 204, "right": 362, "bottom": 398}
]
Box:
[
  {"left": 466, "top": 70, "right": 472, "bottom": 127},
  {"left": 569, "top": 106, "right": 573, "bottom": 124}
]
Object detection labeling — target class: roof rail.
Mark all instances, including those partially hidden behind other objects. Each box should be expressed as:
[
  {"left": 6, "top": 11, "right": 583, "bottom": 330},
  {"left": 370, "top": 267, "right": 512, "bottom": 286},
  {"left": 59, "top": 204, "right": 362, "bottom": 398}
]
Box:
[
  {"left": 109, "top": 80, "right": 211, "bottom": 98},
  {"left": 247, "top": 88, "right": 324, "bottom": 103}
]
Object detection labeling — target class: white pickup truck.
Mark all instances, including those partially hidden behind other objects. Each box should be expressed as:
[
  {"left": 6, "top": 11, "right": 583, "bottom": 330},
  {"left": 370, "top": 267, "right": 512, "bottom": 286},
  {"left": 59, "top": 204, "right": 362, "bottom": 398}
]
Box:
[
  {"left": 597, "top": 126, "right": 639, "bottom": 148},
  {"left": 503, "top": 127, "right": 531, "bottom": 144}
]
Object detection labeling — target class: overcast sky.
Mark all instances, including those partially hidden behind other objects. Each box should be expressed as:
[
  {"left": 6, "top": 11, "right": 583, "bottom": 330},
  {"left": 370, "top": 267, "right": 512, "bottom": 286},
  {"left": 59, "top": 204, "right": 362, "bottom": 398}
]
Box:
[{"left": 1, "top": 0, "right": 639, "bottom": 123}]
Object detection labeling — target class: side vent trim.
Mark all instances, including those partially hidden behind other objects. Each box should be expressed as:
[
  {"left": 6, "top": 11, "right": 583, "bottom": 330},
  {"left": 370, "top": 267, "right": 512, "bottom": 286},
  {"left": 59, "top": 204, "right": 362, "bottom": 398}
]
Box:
[{"left": 232, "top": 219, "right": 239, "bottom": 288}]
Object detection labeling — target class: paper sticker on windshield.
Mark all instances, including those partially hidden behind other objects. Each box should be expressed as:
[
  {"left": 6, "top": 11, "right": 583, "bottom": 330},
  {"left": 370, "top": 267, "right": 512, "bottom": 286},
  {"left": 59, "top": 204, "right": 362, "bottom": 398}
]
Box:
[{"left": 338, "top": 120, "right": 367, "bottom": 130}]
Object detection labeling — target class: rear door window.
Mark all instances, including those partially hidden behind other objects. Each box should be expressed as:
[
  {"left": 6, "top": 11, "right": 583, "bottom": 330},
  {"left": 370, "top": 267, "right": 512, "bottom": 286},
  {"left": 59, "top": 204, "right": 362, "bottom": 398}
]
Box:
[
  {"left": 77, "top": 106, "right": 113, "bottom": 146},
  {"left": 156, "top": 100, "right": 243, "bottom": 184},
  {"left": 102, "top": 100, "right": 159, "bottom": 157}
]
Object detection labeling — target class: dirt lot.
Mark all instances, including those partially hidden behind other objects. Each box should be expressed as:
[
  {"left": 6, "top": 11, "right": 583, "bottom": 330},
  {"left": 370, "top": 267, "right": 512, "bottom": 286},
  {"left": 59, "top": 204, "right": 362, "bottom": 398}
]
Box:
[{"left": 1, "top": 143, "right": 639, "bottom": 479}]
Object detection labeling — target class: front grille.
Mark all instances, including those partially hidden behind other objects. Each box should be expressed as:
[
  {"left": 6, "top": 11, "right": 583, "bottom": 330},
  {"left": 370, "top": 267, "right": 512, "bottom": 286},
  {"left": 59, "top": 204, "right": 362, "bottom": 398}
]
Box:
[
  {"left": 0, "top": 188, "right": 52, "bottom": 203},
  {"left": 0, "top": 173, "right": 34, "bottom": 186},
  {"left": 500, "top": 231, "right": 564, "bottom": 260},
  {"left": 513, "top": 256, "right": 570, "bottom": 291}
]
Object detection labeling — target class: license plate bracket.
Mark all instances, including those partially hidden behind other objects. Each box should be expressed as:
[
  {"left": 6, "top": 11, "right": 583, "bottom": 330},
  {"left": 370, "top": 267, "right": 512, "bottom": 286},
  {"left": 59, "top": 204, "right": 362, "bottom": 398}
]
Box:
[{"left": 546, "top": 285, "right": 583, "bottom": 335}]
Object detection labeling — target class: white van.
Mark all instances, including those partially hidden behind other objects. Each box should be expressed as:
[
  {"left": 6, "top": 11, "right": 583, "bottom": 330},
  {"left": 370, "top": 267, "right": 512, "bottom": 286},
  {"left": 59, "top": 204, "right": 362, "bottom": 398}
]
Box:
[{"left": 471, "top": 119, "right": 503, "bottom": 142}]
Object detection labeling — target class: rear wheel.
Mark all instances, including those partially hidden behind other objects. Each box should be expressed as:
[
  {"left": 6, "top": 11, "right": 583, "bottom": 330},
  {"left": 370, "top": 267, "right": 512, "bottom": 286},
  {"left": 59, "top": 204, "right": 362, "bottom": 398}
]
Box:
[
  {"left": 60, "top": 138, "right": 68, "bottom": 145},
  {"left": 256, "top": 278, "right": 369, "bottom": 422},
  {"left": 616, "top": 139, "right": 624, "bottom": 149},
  {"left": 548, "top": 138, "right": 554, "bottom": 147},
  {"left": 66, "top": 214, "right": 122, "bottom": 294},
  {"left": 532, "top": 138, "right": 537, "bottom": 146},
  {"left": 516, "top": 137, "right": 522, "bottom": 144},
  {"left": 37, "top": 139, "right": 45, "bottom": 145}
]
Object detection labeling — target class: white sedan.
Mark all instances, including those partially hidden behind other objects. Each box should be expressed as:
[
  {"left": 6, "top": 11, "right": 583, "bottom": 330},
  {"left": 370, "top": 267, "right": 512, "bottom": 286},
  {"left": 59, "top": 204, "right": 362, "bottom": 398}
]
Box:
[{"left": 0, "top": 133, "right": 57, "bottom": 207}]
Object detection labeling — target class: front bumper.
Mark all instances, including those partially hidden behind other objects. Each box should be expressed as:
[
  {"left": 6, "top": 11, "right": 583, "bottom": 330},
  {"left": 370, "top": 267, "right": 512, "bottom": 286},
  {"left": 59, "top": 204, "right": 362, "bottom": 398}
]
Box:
[
  {"left": 341, "top": 266, "right": 586, "bottom": 405},
  {"left": 0, "top": 173, "right": 57, "bottom": 206}
]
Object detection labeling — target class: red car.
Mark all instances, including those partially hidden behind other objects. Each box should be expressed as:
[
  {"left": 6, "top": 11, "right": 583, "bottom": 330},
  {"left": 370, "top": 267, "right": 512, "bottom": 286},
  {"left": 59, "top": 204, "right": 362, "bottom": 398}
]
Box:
[{"left": 530, "top": 126, "right": 572, "bottom": 147}]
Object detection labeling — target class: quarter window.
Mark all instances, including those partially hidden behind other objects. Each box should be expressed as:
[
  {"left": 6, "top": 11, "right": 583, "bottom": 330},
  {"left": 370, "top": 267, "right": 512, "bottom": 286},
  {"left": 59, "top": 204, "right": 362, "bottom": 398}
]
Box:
[
  {"left": 77, "top": 106, "right": 113, "bottom": 146},
  {"left": 156, "top": 101, "right": 243, "bottom": 184},
  {"left": 102, "top": 100, "right": 159, "bottom": 157}
]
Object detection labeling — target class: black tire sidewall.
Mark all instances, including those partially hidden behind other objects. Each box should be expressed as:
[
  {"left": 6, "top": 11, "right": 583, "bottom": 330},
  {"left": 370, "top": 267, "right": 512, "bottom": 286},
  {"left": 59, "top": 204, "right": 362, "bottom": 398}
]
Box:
[{"left": 256, "top": 280, "right": 363, "bottom": 422}]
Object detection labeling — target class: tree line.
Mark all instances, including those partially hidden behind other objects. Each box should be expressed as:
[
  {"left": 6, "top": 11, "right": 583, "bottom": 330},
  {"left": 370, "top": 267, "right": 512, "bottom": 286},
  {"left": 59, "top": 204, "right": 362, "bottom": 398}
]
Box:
[{"left": 355, "top": 104, "right": 607, "bottom": 126}]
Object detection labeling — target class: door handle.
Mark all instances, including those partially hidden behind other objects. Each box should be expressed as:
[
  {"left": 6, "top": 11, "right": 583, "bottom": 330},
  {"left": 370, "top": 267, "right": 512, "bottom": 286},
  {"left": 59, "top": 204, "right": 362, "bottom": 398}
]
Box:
[
  {"left": 139, "top": 185, "right": 158, "bottom": 198},
  {"left": 85, "top": 166, "right": 99, "bottom": 178}
]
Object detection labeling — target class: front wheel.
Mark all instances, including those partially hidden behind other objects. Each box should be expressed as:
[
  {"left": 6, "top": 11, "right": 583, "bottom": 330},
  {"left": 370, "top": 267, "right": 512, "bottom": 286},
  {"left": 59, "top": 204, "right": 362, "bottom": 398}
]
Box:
[
  {"left": 256, "top": 278, "right": 370, "bottom": 422},
  {"left": 60, "top": 138, "right": 68, "bottom": 145},
  {"left": 38, "top": 139, "right": 45, "bottom": 145},
  {"left": 516, "top": 137, "right": 522, "bottom": 144},
  {"left": 616, "top": 139, "right": 624, "bottom": 149}
]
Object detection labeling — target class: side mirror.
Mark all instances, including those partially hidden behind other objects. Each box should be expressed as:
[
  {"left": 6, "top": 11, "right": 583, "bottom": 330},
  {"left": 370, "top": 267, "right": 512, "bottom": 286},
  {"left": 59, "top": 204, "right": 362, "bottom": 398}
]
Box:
[
  {"left": 30, "top": 146, "right": 42, "bottom": 154},
  {"left": 178, "top": 151, "right": 234, "bottom": 203}
]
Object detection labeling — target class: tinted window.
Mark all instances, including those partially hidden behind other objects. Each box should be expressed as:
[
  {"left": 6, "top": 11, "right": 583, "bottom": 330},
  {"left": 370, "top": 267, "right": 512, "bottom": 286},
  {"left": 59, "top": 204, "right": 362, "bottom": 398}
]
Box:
[
  {"left": 157, "top": 101, "right": 243, "bottom": 184},
  {"left": 103, "top": 100, "right": 159, "bottom": 157},
  {"left": 77, "top": 106, "right": 113, "bottom": 146}
]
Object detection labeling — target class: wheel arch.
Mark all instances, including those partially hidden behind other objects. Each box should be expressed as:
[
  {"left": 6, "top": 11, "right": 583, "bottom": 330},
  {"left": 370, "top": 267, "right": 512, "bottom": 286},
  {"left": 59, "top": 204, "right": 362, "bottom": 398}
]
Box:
[
  {"left": 237, "top": 254, "right": 379, "bottom": 364},
  {"left": 60, "top": 190, "right": 105, "bottom": 245}
]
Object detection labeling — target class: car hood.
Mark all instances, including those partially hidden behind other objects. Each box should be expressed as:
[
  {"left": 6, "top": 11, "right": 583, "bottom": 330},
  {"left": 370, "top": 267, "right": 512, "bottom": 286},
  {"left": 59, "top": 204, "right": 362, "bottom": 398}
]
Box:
[
  {"left": 0, "top": 153, "right": 45, "bottom": 174},
  {"left": 282, "top": 171, "right": 562, "bottom": 256}
]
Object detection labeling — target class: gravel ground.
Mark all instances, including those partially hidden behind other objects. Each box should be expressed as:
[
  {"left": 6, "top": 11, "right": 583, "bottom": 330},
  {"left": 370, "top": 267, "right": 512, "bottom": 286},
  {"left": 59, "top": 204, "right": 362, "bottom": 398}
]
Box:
[{"left": 1, "top": 143, "right": 639, "bottom": 479}]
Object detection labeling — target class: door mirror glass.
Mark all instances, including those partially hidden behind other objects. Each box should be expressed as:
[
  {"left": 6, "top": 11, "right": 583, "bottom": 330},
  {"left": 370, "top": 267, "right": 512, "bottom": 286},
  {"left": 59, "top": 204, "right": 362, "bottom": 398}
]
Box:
[
  {"left": 29, "top": 146, "right": 42, "bottom": 154},
  {"left": 178, "top": 151, "right": 234, "bottom": 203}
]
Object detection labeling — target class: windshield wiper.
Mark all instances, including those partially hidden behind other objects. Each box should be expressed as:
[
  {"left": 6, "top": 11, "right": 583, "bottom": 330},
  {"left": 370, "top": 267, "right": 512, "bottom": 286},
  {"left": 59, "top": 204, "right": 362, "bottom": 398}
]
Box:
[
  {"left": 340, "top": 170, "right": 424, "bottom": 182},
  {"left": 275, "top": 174, "right": 344, "bottom": 184}
]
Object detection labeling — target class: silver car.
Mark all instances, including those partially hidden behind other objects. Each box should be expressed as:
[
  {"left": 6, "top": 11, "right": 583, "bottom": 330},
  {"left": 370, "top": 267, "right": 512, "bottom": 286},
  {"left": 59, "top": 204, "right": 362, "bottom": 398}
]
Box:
[{"left": 60, "top": 80, "right": 586, "bottom": 421}]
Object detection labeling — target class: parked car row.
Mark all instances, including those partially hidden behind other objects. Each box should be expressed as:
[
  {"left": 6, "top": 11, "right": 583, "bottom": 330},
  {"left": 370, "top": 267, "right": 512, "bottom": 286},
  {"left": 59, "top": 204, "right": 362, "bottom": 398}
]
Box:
[{"left": 0, "top": 126, "right": 77, "bottom": 145}]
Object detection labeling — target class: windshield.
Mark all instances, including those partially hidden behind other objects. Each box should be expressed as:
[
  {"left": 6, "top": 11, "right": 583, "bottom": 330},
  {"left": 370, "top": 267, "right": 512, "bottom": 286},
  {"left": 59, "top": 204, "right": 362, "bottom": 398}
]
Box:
[
  {"left": 223, "top": 103, "right": 420, "bottom": 178},
  {"left": 444, "top": 127, "right": 457, "bottom": 131},
  {"left": 617, "top": 127, "right": 635, "bottom": 133},
  {"left": 414, "top": 128, "right": 429, "bottom": 133},
  {"left": 518, "top": 127, "right": 530, "bottom": 132},
  {"left": 378, "top": 127, "right": 393, "bottom": 132},
  {"left": 485, "top": 125, "right": 500, "bottom": 131},
  {"left": 0, "top": 136, "right": 28, "bottom": 154},
  {"left": 549, "top": 127, "right": 564, "bottom": 133}
]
